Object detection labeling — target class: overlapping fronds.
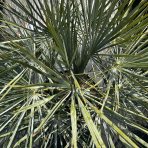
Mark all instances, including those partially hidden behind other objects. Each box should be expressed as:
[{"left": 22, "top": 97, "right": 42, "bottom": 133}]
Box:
[{"left": 0, "top": 0, "right": 147, "bottom": 147}]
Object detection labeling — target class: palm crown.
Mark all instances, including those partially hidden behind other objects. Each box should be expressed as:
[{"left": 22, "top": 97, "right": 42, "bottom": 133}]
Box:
[{"left": 0, "top": 0, "right": 148, "bottom": 147}]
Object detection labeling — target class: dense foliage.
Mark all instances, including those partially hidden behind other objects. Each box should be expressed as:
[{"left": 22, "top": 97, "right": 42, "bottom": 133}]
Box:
[{"left": 0, "top": 0, "right": 148, "bottom": 147}]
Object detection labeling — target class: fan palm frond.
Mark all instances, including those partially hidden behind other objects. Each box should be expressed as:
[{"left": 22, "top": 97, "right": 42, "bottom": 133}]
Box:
[{"left": 0, "top": 0, "right": 148, "bottom": 147}]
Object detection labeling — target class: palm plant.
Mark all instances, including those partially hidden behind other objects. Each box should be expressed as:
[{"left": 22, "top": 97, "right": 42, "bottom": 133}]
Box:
[{"left": 0, "top": 0, "right": 148, "bottom": 147}]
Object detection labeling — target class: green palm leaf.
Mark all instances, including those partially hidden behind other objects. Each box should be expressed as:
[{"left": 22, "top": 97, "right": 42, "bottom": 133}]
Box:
[{"left": 0, "top": 0, "right": 147, "bottom": 147}]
